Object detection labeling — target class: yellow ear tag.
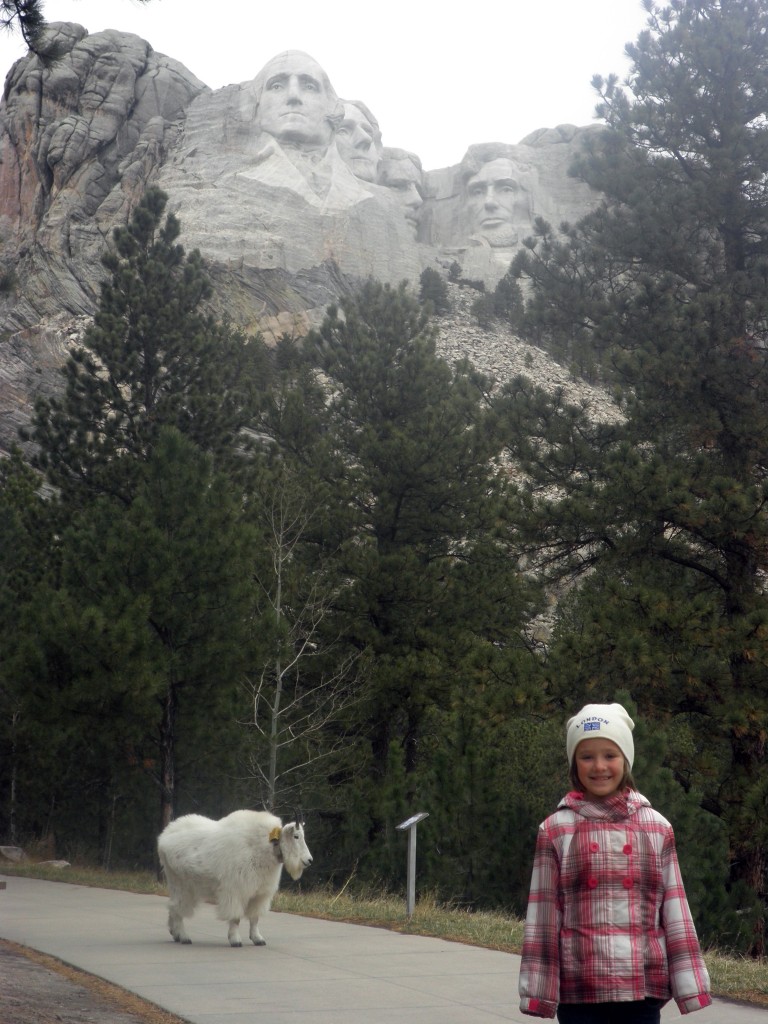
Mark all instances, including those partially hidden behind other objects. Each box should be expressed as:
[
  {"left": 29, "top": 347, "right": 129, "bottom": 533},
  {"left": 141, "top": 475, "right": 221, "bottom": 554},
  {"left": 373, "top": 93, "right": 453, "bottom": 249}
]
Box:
[{"left": 269, "top": 826, "right": 282, "bottom": 843}]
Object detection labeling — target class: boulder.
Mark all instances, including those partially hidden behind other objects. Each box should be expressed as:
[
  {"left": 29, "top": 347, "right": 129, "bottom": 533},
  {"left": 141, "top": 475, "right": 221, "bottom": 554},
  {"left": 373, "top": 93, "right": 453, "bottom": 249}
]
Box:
[{"left": 0, "top": 845, "right": 27, "bottom": 862}]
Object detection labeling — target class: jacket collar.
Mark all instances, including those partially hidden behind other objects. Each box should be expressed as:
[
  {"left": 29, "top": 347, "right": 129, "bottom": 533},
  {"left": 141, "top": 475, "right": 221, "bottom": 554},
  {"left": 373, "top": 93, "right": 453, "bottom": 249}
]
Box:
[{"left": 559, "top": 788, "right": 650, "bottom": 822}]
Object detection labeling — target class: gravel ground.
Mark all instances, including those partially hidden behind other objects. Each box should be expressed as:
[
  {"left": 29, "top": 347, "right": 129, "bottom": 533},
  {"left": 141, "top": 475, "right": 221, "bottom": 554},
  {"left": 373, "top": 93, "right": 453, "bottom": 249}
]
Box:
[{"left": 0, "top": 939, "right": 187, "bottom": 1024}]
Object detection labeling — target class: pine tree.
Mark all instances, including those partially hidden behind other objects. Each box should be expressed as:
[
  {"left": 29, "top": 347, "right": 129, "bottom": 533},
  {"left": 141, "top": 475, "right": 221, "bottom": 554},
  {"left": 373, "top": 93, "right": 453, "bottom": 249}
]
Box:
[
  {"left": 1, "top": 0, "right": 46, "bottom": 49},
  {"left": 500, "top": 0, "right": 768, "bottom": 949},
  {"left": 29, "top": 188, "right": 267, "bottom": 506},
  {"left": 19, "top": 189, "right": 269, "bottom": 845},
  {"left": 0, "top": 451, "right": 59, "bottom": 845},
  {"left": 418, "top": 267, "right": 451, "bottom": 315},
  {"left": 1, "top": 0, "right": 150, "bottom": 54},
  {"left": 27, "top": 429, "right": 257, "bottom": 840},
  {"left": 306, "top": 280, "right": 543, "bottom": 878}
]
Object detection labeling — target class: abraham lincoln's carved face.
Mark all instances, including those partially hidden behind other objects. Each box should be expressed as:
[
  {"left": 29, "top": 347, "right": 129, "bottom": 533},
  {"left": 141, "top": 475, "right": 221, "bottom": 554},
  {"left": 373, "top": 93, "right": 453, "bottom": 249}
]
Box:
[{"left": 465, "top": 157, "right": 532, "bottom": 247}]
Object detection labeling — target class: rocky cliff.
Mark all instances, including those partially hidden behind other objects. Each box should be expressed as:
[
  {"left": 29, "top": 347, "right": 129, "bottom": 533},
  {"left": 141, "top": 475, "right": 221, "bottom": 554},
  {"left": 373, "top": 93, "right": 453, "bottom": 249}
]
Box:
[{"left": 0, "top": 22, "right": 610, "bottom": 457}]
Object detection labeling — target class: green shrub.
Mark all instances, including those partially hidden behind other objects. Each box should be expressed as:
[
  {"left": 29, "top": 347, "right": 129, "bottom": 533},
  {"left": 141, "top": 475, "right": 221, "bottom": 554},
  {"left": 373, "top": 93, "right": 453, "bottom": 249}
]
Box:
[{"left": 419, "top": 268, "right": 450, "bottom": 315}]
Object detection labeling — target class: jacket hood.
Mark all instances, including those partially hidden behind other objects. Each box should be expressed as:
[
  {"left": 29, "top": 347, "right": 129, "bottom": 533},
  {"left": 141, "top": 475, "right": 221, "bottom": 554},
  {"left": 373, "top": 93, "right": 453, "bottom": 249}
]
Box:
[{"left": 558, "top": 788, "right": 651, "bottom": 822}]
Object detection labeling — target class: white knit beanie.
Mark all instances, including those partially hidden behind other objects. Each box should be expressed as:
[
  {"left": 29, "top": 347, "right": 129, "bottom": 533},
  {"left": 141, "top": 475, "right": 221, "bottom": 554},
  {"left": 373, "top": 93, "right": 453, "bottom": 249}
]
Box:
[{"left": 566, "top": 703, "right": 635, "bottom": 769}]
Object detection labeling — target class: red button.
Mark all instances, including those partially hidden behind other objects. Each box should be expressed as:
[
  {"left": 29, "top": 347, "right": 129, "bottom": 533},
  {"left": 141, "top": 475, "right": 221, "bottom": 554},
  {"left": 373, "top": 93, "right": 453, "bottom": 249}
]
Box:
[
  {"left": 588, "top": 877, "right": 598, "bottom": 889},
  {"left": 623, "top": 844, "right": 632, "bottom": 855},
  {"left": 623, "top": 877, "right": 633, "bottom": 888},
  {"left": 590, "top": 842, "right": 599, "bottom": 853}
]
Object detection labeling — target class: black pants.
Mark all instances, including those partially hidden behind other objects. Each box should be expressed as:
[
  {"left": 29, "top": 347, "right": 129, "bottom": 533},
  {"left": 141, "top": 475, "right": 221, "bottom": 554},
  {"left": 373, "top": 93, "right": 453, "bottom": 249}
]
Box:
[{"left": 556, "top": 998, "right": 664, "bottom": 1024}]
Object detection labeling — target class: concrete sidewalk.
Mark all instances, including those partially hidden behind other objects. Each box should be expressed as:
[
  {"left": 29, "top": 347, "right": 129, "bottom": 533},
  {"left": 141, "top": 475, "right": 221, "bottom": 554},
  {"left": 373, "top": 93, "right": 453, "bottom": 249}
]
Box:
[{"left": 0, "top": 874, "right": 763, "bottom": 1023}]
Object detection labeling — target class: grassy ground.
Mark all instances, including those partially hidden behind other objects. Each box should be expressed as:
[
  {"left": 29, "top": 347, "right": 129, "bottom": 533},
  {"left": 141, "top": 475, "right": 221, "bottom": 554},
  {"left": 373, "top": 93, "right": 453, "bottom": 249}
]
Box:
[{"left": 2, "top": 861, "right": 767, "bottom": 1007}]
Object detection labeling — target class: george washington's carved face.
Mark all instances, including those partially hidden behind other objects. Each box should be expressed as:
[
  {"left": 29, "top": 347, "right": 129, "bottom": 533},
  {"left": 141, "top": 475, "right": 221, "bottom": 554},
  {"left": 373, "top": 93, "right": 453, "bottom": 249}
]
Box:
[
  {"left": 256, "top": 52, "right": 339, "bottom": 149},
  {"left": 465, "top": 157, "right": 532, "bottom": 246}
]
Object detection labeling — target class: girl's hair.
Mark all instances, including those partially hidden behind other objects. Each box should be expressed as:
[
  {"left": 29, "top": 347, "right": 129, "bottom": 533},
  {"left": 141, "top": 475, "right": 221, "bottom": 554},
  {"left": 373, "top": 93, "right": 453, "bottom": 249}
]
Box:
[{"left": 569, "top": 756, "right": 636, "bottom": 794}]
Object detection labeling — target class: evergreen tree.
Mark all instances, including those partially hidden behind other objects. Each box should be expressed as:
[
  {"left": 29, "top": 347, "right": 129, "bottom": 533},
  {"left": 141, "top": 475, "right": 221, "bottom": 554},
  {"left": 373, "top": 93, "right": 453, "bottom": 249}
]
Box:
[
  {"left": 1, "top": 0, "right": 150, "bottom": 53},
  {"left": 19, "top": 189, "right": 269, "bottom": 848},
  {"left": 470, "top": 271, "right": 524, "bottom": 333},
  {"left": 307, "top": 280, "right": 543, "bottom": 879},
  {"left": 499, "top": 0, "right": 768, "bottom": 948},
  {"left": 26, "top": 429, "right": 257, "bottom": 842},
  {"left": 421, "top": 687, "right": 562, "bottom": 910},
  {"left": 29, "top": 188, "right": 268, "bottom": 506},
  {"left": 0, "top": 451, "right": 59, "bottom": 845},
  {"left": 1, "top": 0, "right": 46, "bottom": 49},
  {"left": 418, "top": 267, "right": 451, "bottom": 315}
]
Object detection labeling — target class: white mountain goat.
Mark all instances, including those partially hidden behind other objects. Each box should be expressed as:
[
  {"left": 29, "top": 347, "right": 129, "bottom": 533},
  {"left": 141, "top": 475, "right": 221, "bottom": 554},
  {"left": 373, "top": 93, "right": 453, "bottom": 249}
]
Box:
[{"left": 157, "top": 809, "right": 312, "bottom": 947}]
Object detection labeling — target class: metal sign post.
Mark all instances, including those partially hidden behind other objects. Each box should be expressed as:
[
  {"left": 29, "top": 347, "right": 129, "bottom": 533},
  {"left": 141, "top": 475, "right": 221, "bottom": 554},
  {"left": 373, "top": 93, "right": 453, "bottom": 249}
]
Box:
[{"left": 396, "top": 812, "right": 429, "bottom": 918}]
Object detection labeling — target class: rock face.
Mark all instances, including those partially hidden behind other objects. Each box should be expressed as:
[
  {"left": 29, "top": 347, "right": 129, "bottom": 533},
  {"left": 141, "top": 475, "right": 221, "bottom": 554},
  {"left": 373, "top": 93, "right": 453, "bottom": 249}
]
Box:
[
  {"left": 0, "top": 22, "right": 206, "bottom": 325},
  {"left": 0, "top": 23, "right": 607, "bottom": 456},
  {"left": 424, "top": 131, "right": 602, "bottom": 287}
]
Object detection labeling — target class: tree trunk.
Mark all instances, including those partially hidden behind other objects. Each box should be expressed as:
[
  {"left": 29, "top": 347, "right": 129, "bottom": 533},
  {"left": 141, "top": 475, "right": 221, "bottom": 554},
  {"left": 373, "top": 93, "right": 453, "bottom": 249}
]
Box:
[
  {"left": 725, "top": 539, "right": 767, "bottom": 955},
  {"left": 159, "top": 684, "right": 178, "bottom": 832}
]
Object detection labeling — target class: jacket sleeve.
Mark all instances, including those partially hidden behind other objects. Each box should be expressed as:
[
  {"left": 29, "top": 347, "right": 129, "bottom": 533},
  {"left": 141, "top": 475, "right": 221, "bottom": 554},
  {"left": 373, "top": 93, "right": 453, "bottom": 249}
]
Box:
[
  {"left": 660, "top": 827, "right": 712, "bottom": 1015},
  {"left": 518, "top": 824, "right": 561, "bottom": 1019}
]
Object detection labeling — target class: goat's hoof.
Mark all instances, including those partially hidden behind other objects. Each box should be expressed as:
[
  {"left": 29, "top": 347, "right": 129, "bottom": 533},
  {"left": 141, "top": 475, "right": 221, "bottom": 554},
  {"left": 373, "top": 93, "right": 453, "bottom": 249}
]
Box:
[
  {"left": 252, "top": 938, "right": 266, "bottom": 946},
  {"left": 230, "top": 940, "right": 243, "bottom": 948}
]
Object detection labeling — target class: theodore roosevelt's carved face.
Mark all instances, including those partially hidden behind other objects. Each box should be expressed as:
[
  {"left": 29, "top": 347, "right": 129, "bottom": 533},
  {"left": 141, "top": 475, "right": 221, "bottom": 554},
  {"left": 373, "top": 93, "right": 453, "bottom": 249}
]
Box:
[
  {"left": 465, "top": 157, "right": 532, "bottom": 247},
  {"left": 336, "top": 102, "right": 381, "bottom": 182},
  {"left": 256, "top": 52, "right": 339, "bottom": 149}
]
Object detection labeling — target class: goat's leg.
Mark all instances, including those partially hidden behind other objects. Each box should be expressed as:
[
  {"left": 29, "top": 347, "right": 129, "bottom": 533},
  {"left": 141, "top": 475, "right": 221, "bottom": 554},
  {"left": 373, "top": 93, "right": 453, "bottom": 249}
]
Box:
[
  {"left": 248, "top": 918, "right": 266, "bottom": 946},
  {"left": 165, "top": 876, "right": 196, "bottom": 943},
  {"left": 168, "top": 906, "right": 192, "bottom": 944},
  {"left": 227, "top": 919, "right": 243, "bottom": 947},
  {"left": 246, "top": 893, "right": 270, "bottom": 945}
]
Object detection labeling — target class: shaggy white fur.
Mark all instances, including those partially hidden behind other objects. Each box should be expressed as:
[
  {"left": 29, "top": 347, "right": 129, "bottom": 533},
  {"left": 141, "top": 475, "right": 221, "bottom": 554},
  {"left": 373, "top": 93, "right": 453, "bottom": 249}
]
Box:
[{"left": 157, "top": 810, "right": 312, "bottom": 947}]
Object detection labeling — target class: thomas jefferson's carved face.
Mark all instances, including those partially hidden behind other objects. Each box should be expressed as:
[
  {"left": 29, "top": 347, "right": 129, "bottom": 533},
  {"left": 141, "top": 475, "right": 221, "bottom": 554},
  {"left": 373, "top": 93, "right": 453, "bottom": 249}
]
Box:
[
  {"left": 257, "top": 52, "right": 337, "bottom": 149},
  {"left": 465, "top": 157, "right": 531, "bottom": 247},
  {"left": 337, "top": 103, "right": 381, "bottom": 182},
  {"left": 380, "top": 156, "right": 424, "bottom": 231}
]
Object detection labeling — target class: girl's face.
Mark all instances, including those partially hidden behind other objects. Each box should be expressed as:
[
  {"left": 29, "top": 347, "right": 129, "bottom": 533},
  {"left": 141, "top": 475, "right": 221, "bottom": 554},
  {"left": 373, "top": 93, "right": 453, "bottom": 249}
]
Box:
[{"left": 574, "top": 738, "right": 625, "bottom": 799}]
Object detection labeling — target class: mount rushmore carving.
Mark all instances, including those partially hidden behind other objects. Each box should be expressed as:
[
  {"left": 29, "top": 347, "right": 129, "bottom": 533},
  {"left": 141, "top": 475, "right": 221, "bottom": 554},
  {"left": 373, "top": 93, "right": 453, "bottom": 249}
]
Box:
[{"left": 0, "top": 20, "right": 605, "bottom": 452}]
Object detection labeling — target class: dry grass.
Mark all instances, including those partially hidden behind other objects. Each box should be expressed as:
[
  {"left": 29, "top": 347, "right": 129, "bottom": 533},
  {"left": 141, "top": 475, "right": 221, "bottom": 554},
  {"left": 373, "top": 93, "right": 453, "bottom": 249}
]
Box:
[
  {"left": 705, "top": 948, "right": 768, "bottom": 1007},
  {"left": 2, "top": 862, "right": 767, "bottom": 1007},
  {"left": 275, "top": 885, "right": 526, "bottom": 952}
]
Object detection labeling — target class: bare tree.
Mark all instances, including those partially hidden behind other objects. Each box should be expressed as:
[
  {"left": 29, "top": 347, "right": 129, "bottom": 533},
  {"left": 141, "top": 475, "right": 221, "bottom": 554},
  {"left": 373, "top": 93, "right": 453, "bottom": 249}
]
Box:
[{"left": 244, "top": 467, "right": 363, "bottom": 811}]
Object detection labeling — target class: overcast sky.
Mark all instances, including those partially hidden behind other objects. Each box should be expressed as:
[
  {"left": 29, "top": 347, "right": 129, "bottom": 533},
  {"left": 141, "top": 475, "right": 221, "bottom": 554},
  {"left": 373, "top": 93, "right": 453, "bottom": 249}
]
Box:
[{"left": 0, "top": 0, "right": 651, "bottom": 170}]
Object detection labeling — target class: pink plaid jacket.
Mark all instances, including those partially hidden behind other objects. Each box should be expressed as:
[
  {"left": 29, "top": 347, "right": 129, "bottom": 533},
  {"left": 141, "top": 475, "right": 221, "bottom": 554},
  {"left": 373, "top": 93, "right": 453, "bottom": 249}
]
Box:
[{"left": 518, "top": 789, "right": 712, "bottom": 1018}]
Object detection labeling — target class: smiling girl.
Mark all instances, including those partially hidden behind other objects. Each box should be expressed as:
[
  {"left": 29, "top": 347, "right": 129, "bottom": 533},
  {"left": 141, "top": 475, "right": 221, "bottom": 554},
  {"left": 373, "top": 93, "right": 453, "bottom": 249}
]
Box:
[{"left": 518, "top": 703, "right": 711, "bottom": 1022}]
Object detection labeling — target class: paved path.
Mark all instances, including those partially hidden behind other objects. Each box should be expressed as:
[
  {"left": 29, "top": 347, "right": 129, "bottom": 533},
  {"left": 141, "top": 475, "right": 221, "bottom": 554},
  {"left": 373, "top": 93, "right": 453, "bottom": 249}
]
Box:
[{"left": 0, "top": 874, "right": 764, "bottom": 1023}]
